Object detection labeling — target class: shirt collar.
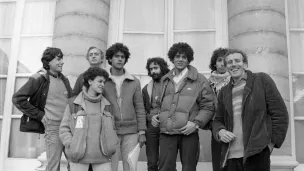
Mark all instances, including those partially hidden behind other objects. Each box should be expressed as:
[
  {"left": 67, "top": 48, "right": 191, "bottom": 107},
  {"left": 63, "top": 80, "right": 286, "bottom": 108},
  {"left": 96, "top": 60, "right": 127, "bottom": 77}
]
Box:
[
  {"left": 173, "top": 67, "right": 188, "bottom": 77},
  {"left": 232, "top": 70, "right": 247, "bottom": 85}
]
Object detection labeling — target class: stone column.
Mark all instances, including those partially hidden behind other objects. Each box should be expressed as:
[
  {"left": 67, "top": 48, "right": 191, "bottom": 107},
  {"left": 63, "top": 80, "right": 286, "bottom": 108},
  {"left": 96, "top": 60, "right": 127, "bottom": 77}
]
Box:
[
  {"left": 228, "top": 0, "right": 298, "bottom": 170},
  {"left": 53, "top": 0, "right": 110, "bottom": 81},
  {"left": 36, "top": 1, "right": 110, "bottom": 170}
]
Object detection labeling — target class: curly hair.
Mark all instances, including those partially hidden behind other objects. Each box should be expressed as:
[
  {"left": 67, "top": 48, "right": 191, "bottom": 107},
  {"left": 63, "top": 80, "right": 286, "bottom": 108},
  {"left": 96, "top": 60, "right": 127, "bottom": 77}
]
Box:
[
  {"left": 224, "top": 49, "right": 248, "bottom": 66},
  {"left": 83, "top": 67, "right": 109, "bottom": 89},
  {"left": 145, "top": 57, "right": 170, "bottom": 77},
  {"left": 167, "top": 42, "right": 194, "bottom": 63},
  {"left": 41, "top": 47, "right": 63, "bottom": 70},
  {"left": 86, "top": 46, "right": 104, "bottom": 60},
  {"left": 209, "top": 47, "right": 228, "bottom": 71},
  {"left": 106, "top": 43, "right": 130, "bottom": 65}
]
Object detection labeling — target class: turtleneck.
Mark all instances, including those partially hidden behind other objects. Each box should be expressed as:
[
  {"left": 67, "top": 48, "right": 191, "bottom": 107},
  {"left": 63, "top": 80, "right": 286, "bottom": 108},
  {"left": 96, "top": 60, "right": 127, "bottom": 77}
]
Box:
[{"left": 82, "top": 88, "right": 102, "bottom": 103}]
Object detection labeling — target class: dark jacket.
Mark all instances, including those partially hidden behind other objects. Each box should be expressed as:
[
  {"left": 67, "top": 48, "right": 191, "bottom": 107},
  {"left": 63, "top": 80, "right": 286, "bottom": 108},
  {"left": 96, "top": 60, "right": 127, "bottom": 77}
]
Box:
[
  {"left": 103, "top": 69, "right": 146, "bottom": 135},
  {"left": 142, "top": 80, "right": 162, "bottom": 122},
  {"left": 212, "top": 70, "right": 289, "bottom": 167},
  {"left": 12, "top": 69, "right": 72, "bottom": 134},
  {"left": 72, "top": 72, "right": 84, "bottom": 96},
  {"left": 158, "top": 65, "right": 215, "bottom": 134}
]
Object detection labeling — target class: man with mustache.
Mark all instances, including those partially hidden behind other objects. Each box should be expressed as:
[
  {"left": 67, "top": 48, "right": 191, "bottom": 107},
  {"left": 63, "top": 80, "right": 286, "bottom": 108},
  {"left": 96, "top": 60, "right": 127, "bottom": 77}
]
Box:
[
  {"left": 103, "top": 43, "right": 146, "bottom": 171},
  {"left": 155, "top": 42, "right": 215, "bottom": 171},
  {"left": 212, "top": 49, "right": 289, "bottom": 171},
  {"left": 142, "top": 57, "right": 170, "bottom": 171},
  {"left": 12, "top": 47, "right": 72, "bottom": 171}
]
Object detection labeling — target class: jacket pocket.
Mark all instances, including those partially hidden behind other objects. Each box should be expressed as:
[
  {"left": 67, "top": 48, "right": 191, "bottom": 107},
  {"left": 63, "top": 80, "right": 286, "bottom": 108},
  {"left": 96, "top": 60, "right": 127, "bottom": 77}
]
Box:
[
  {"left": 66, "top": 116, "right": 87, "bottom": 162},
  {"left": 100, "top": 111, "right": 119, "bottom": 157}
]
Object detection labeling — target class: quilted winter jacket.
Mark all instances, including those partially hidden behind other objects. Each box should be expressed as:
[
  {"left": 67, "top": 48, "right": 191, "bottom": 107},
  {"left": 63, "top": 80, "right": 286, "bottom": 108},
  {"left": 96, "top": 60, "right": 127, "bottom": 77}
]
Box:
[
  {"left": 158, "top": 65, "right": 215, "bottom": 134},
  {"left": 12, "top": 69, "right": 72, "bottom": 134},
  {"left": 212, "top": 70, "right": 289, "bottom": 167}
]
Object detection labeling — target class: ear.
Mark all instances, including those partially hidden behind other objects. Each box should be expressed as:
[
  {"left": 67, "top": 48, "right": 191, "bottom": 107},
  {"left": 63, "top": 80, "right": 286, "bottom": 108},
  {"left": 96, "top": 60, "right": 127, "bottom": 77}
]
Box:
[
  {"left": 88, "top": 79, "right": 93, "bottom": 85},
  {"left": 244, "top": 63, "right": 248, "bottom": 69}
]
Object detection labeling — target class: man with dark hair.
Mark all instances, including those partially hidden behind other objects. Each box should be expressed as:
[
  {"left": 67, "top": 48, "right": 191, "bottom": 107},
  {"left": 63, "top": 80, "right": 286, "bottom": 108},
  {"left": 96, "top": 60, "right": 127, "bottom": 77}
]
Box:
[
  {"left": 12, "top": 47, "right": 72, "bottom": 171},
  {"left": 142, "top": 57, "right": 170, "bottom": 171},
  {"left": 73, "top": 46, "right": 105, "bottom": 96},
  {"left": 155, "top": 42, "right": 215, "bottom": 171},
  {"left": 212, "top": 49, "right": 289, "bottom": 171},
  {"left": 103, "top": 43, "right": 146, "bottom": 171}
]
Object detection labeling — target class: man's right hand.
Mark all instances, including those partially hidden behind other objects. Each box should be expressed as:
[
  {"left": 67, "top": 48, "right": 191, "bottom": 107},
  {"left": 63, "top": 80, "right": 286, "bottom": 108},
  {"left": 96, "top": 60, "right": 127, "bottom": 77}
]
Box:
[
  {"left": 218, "top": 129, "right": 236, "bottom": 143},
  {"left": 151, "top": 115, "right": 160, "bottom": 127}
]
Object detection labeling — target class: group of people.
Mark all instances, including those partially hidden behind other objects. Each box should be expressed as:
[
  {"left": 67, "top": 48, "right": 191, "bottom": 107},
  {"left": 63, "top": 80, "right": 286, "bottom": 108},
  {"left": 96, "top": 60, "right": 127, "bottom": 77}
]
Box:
[{"left": 12, "top": 42, "right": 289, "bottom": 171}]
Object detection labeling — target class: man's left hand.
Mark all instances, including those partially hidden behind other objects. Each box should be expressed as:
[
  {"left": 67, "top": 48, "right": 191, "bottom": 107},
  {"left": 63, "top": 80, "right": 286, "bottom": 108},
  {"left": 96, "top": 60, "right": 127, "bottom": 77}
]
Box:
[
  {"left": 174, "top": 121, "right": 197, "bottom": 135},
  {"left": 138, "top": 134, "right": 146, "bottom": 148}
]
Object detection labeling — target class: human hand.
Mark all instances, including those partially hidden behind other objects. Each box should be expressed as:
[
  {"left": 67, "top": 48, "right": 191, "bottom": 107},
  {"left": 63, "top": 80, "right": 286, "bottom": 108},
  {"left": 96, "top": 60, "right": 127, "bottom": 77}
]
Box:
[
  {"left": 151, "top": 115, "right": 160, "bottom": 127},
  {"left": 218, "top": 129, "right": 235, "bottom": 143},
  {"left": 138, "top": 134, "right": 146, "bottom": 148},
  {"left": 174, "top": 121, "right": 197, "bottom": 135}
]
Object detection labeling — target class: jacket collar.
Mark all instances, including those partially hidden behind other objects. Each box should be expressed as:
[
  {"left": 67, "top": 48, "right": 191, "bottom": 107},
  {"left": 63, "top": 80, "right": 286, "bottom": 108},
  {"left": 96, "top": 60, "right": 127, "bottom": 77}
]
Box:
[
  {"left": 109, "top": 68, "right": 135, "bottom": 81},
  {"left": 162, "top": 65, "right": 198, "bottom": 81},
  {"left": 37, "top": 68, "right": 65, "bottom": 80}
]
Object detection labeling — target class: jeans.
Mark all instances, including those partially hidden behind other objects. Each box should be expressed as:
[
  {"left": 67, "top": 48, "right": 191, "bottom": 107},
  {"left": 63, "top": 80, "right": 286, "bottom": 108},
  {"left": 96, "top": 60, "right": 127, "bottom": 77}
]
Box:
[
  {"left": 159, "top": 132, "right": 199, "bottom": 171},
  {"left": 44, "top": 120, "right": 64, "bottom": 171},
  {"left": 111, "top": 133, "right": 138, "bottom": 171},
  {"left": 70, "top": 162, "right": 111, "bottom": 171},
  {"left": 146, "top": 123, "right": 160, "bottom": 171},
  {"left": 224, "top": 147, "right": 271, "bottom": 171}
]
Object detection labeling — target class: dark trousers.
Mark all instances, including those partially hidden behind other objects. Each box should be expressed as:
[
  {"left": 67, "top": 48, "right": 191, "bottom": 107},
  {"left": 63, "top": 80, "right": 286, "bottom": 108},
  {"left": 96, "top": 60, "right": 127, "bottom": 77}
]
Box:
[
  {"left": 224, "top": 147, "right": 271, "bottom": 171},
  {"left": 146, "top": 123, "right": 160, "bottom": 171},
  {"left": 159, "top": 132, "right": 199, "bottom": 171},
  {"left": 211, "top": 135, "right": 222, "bottom": 171}
]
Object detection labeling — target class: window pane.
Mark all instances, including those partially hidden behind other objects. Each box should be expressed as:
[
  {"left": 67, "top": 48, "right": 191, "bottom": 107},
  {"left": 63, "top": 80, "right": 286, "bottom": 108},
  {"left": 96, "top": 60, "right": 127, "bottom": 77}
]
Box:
[
  {"left": 295, "top": 121, "right": 304, "bottom": 162},
  {"left": 12, "top": 77, "right": 30, "bottom": 115},
  {"left": 124, "top": 0, "right": 164, "bottom": 32},
  {"left": 174, "top": 32, "right": 215, "bottom": 72},
  {"left": 0, "top": 39, "right": 11, "bottom": 75},
  {"left": 21, "top": 1, "right": 56, "bottom": 35},
  {"left": 0, "top": 78, "right": 6, "bottom": 116},
  {"left": 290, "top": 32, "right": 304, "bottom": 72},
  {"left": 293, "top": 74, "right": 304, "bottom": 117},
  {"left": 17, "top": 37, "right": 53, "bottom": 73},
  {"left": 288, "top": 0, "right": 304, "bottom": 28},
  {"left": 0, "top": 2, "right": 16, "bottom": 37},
  {"left": 123, "top": 34, "right": 164, "bottom": 74},
  {"left": 174, "top": 0, "right": 214, "bottom": 30},
  {"left": 9, "top": 119, "right": 45, "bottom": 158}
]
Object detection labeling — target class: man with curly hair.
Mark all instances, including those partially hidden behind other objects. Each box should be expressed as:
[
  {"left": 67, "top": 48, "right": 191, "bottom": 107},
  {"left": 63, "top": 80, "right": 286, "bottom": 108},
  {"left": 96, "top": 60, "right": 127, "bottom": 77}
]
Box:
[
  {"left": 12, "top": 47, "right": 72, "bottom": 171},
  {"left": 153, "top": 42, "right": 215, "bottom": 171},
  {"left": 103, "top": 43, "right": 146, "bottom": 171},
  {"left": 142, "top": 57, "right": 170, "bottom": 171}
]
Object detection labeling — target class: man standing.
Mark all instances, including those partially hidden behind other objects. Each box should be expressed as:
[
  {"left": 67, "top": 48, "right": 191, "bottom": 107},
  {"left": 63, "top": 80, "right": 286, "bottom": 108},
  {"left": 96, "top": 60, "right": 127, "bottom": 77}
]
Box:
[
  {"left": 73, "top": 46, "right": 106, "bottom": 96},
  {"left": 155, "top": 42, "right": 215, "bottom": 171},
  {"left": 12, "top": 47, "right": 72, "bottom": 171},
  {"left": 142, "top": 57, "right": 170, "bottom": 171},
  {"left": 103, "top": 43, "right": 146, "bottom": 171},
  {"left": 212, "top": 49, "right": 289, "bottom": 171}
]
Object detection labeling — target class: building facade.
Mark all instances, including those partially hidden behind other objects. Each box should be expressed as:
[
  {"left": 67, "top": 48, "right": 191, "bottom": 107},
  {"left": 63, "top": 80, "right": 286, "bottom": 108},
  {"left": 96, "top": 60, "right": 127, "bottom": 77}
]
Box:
[{"left": 0, "top": 0, "right": 303, "bottom": 170}]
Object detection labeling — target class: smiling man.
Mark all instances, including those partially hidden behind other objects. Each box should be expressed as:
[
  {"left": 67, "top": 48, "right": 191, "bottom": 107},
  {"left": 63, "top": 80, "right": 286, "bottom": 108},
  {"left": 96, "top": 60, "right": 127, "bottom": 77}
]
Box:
[
  {"left": 12, "top": 47, "right": 72, "bottom": 171},
  {"left": 155, "top": 42, "right": 215, "bottom": 171},
  {"left": 212, "top": 49, "right": 289, "bottom": 171}
]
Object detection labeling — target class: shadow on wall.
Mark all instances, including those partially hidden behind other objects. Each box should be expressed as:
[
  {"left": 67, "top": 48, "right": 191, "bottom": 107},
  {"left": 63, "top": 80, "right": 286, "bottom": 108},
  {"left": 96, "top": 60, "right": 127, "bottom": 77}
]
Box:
[{"left": 0, "top": 49, "right": 31, "bottom": 74}]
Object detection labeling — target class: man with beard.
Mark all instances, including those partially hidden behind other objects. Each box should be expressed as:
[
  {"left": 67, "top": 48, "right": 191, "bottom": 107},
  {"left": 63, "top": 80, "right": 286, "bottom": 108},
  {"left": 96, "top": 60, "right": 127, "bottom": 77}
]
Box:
[{"left": 142, "top": 57, "right": 170, "bottom": 171}]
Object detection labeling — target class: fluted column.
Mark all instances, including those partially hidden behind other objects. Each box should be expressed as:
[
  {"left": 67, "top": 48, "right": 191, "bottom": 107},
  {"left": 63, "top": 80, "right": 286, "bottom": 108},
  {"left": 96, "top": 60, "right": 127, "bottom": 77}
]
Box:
[
  {"left": 228, "top": 0, "right": 298, "bottom": 170},
  {"left": 53, "top": 0, "right": 110, "bottom": 79}
]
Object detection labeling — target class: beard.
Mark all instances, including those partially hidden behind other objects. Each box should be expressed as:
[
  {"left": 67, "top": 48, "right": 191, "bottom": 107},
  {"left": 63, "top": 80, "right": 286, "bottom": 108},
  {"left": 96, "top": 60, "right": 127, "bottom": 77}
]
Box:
[{"left": 151, "top": 73, "right": 162, "bottom": 81}]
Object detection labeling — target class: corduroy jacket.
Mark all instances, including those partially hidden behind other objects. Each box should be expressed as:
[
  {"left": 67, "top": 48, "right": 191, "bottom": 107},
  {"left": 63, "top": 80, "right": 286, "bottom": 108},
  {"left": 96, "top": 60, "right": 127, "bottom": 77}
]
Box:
[{"left": 212, "top": 70, "right": 289, "bottom": 168}]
